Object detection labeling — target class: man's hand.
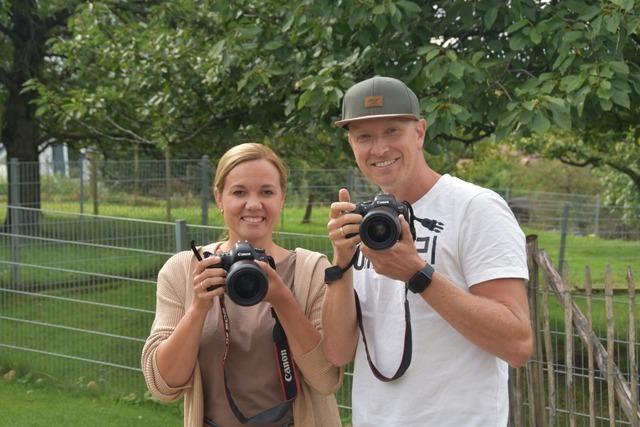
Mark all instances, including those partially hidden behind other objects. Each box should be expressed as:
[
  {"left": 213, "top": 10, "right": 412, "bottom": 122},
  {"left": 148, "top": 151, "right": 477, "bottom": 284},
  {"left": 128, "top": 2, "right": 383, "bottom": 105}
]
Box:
[
  {"left": 360, "top": 214, "right": 425, "bottom": 283},
  {"left": 327, "top": 188, "right": 361, "bottom": 268}
]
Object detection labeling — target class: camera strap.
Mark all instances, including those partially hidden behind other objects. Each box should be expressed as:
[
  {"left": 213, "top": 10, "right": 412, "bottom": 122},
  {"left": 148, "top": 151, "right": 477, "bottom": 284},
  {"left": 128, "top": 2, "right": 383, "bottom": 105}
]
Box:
[
  {"left": 402, "top": 201, "right": 444, "bottom": 236},
  {"left": 354, "top": 281, "right": 413, "bottom": 382},
  {"left": 219, "top": 296, "right": 299, "bottom": 424}
]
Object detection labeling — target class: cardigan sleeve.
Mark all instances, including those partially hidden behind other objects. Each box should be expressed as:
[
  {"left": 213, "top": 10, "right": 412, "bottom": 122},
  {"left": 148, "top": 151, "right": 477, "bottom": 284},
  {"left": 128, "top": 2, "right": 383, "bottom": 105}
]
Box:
[
  {"left": 141, "top": 250, "right": 195, "bottom": 402},
  {"left": 292, "top": 251, "right": 345, "bottom": 395}
]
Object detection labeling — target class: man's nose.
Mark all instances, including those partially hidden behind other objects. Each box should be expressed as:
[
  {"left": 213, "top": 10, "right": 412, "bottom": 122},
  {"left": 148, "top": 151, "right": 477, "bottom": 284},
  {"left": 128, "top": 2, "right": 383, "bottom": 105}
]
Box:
[{"left": 370, "top": 138, "right": 389, "bottom": 156}]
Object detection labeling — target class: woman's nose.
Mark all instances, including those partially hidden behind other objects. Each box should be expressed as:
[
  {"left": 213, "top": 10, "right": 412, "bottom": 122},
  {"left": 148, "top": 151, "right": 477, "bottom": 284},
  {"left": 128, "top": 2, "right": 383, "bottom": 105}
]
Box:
[{"left": 245, "top": 196, "right": 262, "bottom": 209}]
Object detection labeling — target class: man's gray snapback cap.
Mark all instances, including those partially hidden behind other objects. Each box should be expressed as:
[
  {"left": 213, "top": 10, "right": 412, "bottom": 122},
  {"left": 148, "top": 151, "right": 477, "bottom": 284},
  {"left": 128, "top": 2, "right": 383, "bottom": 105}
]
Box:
[{"left": 335, "top": 76, "right": 421, "bottom": 127}]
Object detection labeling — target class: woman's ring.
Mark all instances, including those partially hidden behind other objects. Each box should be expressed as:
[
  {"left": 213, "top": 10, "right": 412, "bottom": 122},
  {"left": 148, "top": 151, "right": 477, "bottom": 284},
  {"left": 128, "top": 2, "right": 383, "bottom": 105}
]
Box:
[{"left": 339, "top": 226, "right": 346, "bottom": 237}]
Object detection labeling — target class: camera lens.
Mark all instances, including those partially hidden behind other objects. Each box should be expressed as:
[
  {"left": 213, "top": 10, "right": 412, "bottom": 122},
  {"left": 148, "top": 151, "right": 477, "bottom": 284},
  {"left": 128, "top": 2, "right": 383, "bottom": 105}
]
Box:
[
  {"left": 368, "top": 220, "right": 392, "bottom": 243},
  {"left": 226, "top": 261, "right": 269, "bottom": 306},
  {"left": 360, "top": 208, "right": 401, "bottom": 250}
]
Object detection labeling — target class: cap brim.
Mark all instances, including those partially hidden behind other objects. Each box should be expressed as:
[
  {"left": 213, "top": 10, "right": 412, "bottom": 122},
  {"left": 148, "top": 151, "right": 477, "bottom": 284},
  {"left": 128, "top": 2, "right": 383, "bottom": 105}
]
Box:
[{"left": 334, "top": 113, "right": 419, "bottom": 128}]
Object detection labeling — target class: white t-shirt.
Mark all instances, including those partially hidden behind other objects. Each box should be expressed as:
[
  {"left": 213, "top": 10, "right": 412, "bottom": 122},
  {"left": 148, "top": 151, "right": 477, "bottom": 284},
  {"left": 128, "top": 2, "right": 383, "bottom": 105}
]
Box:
[{"left": 351, "top": 174, "right": 529, "bottom": 427}]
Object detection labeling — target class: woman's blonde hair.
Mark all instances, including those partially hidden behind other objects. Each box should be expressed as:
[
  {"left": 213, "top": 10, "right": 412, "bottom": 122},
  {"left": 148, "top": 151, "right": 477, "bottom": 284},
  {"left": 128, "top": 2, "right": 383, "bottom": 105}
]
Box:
[{"left": 213, "top": 143, "right": 288, "bottom": 194}]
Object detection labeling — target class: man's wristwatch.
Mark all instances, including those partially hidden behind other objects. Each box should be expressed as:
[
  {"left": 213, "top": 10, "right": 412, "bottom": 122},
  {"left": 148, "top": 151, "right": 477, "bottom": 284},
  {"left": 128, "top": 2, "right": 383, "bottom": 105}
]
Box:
[{"left": 407, "top": 263, "right": 434, "bottom": 294}]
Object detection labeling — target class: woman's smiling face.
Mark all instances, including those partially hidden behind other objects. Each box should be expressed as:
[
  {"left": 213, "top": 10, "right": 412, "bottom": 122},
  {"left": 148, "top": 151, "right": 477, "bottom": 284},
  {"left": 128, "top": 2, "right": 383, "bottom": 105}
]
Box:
[{"left": 214, "top": 159, "right": 285, "bottom": 247}]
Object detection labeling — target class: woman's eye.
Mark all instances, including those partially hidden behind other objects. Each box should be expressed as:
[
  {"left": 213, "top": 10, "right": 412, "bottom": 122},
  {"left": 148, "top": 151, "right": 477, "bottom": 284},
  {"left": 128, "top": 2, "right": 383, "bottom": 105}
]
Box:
[{"left": 232, "top": 190, "right": 245, "bottom": 196}]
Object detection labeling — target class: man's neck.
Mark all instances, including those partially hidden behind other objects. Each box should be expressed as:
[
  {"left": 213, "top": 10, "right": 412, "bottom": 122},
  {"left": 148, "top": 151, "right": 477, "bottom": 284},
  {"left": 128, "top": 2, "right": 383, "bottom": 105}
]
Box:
[{"left": 381, "top": 166, "right": 441, "bottom": 204}]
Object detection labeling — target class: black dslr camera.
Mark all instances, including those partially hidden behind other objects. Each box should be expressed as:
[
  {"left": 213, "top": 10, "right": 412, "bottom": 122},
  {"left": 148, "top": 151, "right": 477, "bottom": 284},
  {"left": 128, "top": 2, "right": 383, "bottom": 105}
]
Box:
[
  {"left": 192, "top": 241, "right": 276, "bottom": 307},
  {"left": 350, "top": 193, "right": 406, "bottom": 250}
]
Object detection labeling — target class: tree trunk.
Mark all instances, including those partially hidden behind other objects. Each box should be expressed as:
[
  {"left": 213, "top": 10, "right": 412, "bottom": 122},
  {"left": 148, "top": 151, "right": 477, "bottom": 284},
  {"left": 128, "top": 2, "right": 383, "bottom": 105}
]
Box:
[
  {"left": 301, "top": 194, "right": 314, "bottom": 224},
  {"left": 1, "top": 0, "right": 48, "bottom": 231}
]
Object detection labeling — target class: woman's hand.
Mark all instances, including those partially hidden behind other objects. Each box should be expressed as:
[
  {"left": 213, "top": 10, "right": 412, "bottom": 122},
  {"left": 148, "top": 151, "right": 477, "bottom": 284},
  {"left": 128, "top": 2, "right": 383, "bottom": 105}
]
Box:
[
  {"left": 191, "top": 255, "right": 226, "bottom": 312},
  {"left": 256, "top": 260, "right": 292, "bottom": 308}
]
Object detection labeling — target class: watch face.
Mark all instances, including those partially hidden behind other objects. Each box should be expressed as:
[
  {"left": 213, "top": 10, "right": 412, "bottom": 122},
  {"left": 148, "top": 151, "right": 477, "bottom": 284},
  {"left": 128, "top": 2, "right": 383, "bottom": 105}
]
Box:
[{"left": 409, "top": 265, "right": 433, "bottom": 293}]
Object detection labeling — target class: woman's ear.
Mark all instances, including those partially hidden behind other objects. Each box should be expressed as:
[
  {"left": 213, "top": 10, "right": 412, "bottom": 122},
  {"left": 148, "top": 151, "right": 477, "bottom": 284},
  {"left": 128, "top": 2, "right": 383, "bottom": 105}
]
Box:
[{"left": 213, "top": 188, "right": 222, "bottom": 211}]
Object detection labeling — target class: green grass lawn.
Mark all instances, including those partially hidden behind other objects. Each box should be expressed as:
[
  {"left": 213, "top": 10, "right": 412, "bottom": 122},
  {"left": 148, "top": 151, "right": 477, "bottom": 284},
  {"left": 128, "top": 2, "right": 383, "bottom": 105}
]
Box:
[
  {"left": 0, "top": 378, "right": 182, "bottom": 427},
  {"left": 0, "top": 199, "right": 638, "bottom": 424}
]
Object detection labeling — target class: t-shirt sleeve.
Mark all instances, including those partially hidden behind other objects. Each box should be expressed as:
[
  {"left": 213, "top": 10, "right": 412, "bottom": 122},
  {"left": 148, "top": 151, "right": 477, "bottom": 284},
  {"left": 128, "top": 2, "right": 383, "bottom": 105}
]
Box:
[{"left": 458, "top": 190, "right": 529, "bottom": 286}]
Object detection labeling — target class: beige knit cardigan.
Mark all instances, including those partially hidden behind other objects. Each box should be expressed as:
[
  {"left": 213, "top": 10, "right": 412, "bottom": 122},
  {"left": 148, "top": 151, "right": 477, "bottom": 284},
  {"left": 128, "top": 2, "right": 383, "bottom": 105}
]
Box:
[{"left": 141, "top": 245, "right": 344, "bottom": 427}]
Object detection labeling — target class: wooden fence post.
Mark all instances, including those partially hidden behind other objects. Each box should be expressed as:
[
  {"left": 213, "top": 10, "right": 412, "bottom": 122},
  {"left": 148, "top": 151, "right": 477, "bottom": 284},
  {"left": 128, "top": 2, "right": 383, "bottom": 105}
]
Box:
[
  {"left": 605, "top": 265, "right": 615, "bottom": 427},
  {"left": 564, "top": 277, "right": 576, "bottom": 427},
  {"left": 526, "top": 235, "right": 546, "bottom": 427},
  {"left": 541, "top": 268, "right": 556, "bottom": 426},
  {"left": 585, "top": 266, "right": 596, "bottom": 427},
  {"left": 628, "top": 267, "right": 638, "bottom": 427}
]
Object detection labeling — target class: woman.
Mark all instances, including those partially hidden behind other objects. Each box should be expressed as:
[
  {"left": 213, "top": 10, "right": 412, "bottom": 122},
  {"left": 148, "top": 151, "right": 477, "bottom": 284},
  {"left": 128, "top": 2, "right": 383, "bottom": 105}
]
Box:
[{"left": 142, "top": 143, "right": 343, "bottom": 427}]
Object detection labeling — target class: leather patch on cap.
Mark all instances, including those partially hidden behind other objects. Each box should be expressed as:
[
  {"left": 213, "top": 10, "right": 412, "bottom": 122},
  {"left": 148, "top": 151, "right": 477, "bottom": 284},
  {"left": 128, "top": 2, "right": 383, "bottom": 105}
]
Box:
[{"left": 364, "top": 95, "right": 383, "bottom": 108}]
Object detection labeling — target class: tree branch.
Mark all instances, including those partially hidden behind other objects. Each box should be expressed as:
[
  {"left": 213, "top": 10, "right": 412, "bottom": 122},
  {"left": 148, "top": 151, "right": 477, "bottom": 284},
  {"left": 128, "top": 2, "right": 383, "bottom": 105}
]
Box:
[
  {"left": 604, "top": 161, "right": 640, "bottom": 190},
  {"left": 105, "top": 116, "right": 155, "bottom": 145}
]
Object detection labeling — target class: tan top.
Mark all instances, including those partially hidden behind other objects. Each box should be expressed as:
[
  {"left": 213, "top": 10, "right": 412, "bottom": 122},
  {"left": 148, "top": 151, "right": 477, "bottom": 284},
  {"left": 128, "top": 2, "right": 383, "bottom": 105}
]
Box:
[
  {"left": 199, "top": 252, "right": 296, "bottom": 426},
  {"left": 141, "top": 244, "right": 344, "bottom": 427}
]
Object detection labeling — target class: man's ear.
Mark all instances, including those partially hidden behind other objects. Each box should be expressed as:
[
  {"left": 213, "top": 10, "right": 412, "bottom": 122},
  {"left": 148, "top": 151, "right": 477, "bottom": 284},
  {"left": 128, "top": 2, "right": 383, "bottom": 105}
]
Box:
[{"left": 416, "top": 119, "right": 427, "bottom": 148}]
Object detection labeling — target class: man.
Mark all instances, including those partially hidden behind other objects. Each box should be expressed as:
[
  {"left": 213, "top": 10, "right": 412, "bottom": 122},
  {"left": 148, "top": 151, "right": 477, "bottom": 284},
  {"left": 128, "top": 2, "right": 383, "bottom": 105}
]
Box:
[{"left": 322, "top": 76, "right": 533, "bottom": 426}]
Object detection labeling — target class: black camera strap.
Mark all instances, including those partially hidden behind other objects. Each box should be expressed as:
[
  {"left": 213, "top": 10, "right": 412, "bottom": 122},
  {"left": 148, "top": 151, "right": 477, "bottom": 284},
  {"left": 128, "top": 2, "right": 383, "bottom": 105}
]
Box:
[
  {"left": 402, "top": 201, "right": 444, "bottom": 236},
  {"left": 354, "top": 284, "right": 412, "bottom": 382},
  {"left": 219, "top": 296, "right": 299, "bottom": 424},
  {"left": 340, "top": 204, "right": 441, "bottom": 383}
]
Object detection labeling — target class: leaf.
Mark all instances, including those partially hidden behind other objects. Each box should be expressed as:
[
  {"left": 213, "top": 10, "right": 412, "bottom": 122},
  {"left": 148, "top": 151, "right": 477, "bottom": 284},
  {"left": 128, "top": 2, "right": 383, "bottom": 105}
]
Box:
[
  {"left": 609, "top": 61, "right": 629, "bottom": 75},
  {"left": 297, "top": 89, "right": 314, "bottom": 109},
  {"left": 509, "top": 34, "right": 527, "bottom": 51},
  {"left": 506, "top": 19, "right": 529, "bottom": 34},
  {"left": 531, "top": 111, "right": 551, "bottom": 134},
  {"left": 529, "top": 27, "right": 542, "bottom": 45},
  {"left": 373, "top": 4, "right": 386, "bottom": 14},
  {"left": 560, "top": 75, "right": 585, "bottom": 92},
  {"left": 449, "top": 61, "right": 464, "bottom": 79},
  {"left": 605, "top": 13, "right": 620, "bottom": 33},
  {"left": 397, "top": 0, "right": 422, "bottom": 14},
  {"left": 610, "top": 88, "right": 630, "bottom": 108},
  {"left": 484, "top": 7, "right": 498, "bottom": 29}
]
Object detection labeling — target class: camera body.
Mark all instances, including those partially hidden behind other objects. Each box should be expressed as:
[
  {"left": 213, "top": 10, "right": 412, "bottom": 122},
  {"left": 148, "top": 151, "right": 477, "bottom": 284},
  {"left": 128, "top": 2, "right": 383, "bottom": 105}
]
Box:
[
  {"left": 351, "top": 193, "right": 406, "bottom": 250},
  {"left": 203, "top": 241, "right": 276, "bottom": 306}
]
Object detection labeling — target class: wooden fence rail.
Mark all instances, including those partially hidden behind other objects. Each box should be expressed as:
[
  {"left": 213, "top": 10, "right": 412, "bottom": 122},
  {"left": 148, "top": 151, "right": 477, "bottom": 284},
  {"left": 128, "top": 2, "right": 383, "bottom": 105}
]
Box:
[{"left": 511, "top": 235, "right": 640, "bottom": 426}]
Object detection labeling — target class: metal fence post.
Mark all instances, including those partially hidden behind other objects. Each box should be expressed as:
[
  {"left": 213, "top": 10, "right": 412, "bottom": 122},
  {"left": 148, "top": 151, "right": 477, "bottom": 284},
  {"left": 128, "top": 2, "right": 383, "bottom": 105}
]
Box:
[
  {"left": 9, "top": 158, "right": 20, "bottom": 288},
  {"left": 79, "top": 154, "right": 85, "bottom": 214},
  {"left": 594, "top": 195, "right": 600, "bottom": 237},
  {"left": 175, "top": 219, "right": 187, "bottom": 252},
  {"left": 201, "top": 155, "right": 210, "bottom": 225},
  {"left": 90, "top": 151, "right": 99, "bottom": 215},
  {"left": 165, "top": 145, "right": 172, "bottom": 220},
  {"left": 558, "top": 203, "right": 570, "bottom": 272}
]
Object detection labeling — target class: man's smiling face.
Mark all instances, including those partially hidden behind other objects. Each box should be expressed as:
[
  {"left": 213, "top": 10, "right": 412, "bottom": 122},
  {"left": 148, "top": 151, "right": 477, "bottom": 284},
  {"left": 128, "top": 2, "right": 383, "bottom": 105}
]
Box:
[{"left": 347, "top": 117, "right": 426, "bottom": 194}]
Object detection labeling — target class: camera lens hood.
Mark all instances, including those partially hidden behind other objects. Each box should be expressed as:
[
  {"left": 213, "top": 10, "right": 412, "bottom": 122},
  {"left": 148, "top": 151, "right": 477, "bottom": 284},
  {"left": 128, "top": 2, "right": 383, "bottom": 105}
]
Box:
[
  {"left": 360, "top": 207, "right": 401, "bottom": 250},
  {"left": 226, "top": 260, "right": 269, "bottom": 306}
]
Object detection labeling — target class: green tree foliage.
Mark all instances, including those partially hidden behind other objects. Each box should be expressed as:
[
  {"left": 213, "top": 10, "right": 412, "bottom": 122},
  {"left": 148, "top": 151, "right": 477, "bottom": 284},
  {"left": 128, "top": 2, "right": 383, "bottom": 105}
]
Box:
[{"left": 3, "top": 1, "right": 640, "bottom": 202}]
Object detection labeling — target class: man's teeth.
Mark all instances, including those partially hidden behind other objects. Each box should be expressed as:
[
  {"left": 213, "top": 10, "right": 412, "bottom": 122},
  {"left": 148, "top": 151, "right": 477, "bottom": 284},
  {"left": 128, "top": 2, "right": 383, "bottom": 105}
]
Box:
[
  {"left": 242, "top": 217, "right": 264, "bottom": 223},
  {"left": 374, "top": 159, "right": 397, "bottom": 167}
]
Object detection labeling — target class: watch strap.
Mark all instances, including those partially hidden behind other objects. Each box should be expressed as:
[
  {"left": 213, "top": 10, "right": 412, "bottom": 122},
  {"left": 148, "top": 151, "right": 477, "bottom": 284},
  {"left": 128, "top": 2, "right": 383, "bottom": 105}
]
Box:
[{"left": 324, "top": 248, "right": 360, "bottom": 284}]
